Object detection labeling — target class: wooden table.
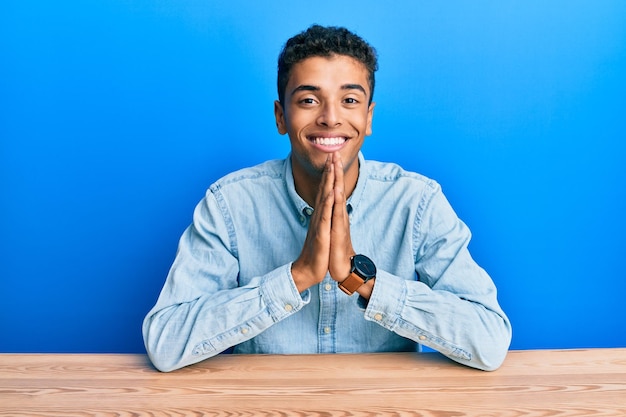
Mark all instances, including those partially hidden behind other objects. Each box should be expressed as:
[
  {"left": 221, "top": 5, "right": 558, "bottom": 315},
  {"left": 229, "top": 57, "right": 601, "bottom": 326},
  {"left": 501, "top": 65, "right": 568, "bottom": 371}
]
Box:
[{"left": 1, "top": 349, "right": 625, "bottom": 416}]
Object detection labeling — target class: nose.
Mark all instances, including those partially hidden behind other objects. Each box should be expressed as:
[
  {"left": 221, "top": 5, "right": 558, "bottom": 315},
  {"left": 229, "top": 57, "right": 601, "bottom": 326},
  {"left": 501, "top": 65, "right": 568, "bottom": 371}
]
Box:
[{"left": 316, "top": 102, "right": 341, "bottom": 127}]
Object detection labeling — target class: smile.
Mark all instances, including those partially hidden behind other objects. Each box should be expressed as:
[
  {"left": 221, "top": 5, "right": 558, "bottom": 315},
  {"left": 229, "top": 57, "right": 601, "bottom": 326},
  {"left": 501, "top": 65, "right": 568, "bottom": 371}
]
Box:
[{"left": 309, "top": 137, "right": 347, "bottom": 146}]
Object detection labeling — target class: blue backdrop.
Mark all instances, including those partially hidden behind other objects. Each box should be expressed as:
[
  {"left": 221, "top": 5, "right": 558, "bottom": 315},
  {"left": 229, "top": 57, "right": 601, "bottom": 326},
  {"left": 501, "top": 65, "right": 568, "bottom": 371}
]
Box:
[{"left": 1, "top": 1, "right": 625, "bottom": 353}]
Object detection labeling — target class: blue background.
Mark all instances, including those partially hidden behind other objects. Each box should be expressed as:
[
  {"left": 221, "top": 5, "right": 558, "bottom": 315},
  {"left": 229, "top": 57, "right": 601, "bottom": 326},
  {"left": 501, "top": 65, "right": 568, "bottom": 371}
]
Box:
[{"left": 1, "top": 1, "right": 625, "bottom": 353}]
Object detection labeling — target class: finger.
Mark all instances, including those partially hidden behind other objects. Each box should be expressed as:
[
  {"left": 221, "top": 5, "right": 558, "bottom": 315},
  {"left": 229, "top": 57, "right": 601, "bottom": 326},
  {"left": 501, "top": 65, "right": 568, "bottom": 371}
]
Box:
[
  {"left": 332, "top": 152, "right": 345, "bottom": 208},
  {"left": 331, "top": 152, "right": 348, "bottom": 229},
  {"left": 329, "top": 152, "right": 354, "bottom": 281},
  {"left": 314, "top": 155, "right": 335, "bottom": 210},
  {"left": 315, "top": 156, "right": 335, "bottom": 232}
]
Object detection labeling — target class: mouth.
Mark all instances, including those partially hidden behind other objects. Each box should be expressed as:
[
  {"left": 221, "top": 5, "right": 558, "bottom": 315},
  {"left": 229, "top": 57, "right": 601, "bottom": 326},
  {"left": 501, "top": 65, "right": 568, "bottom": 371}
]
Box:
[{"left": 307, "top": 136, "right": 348, "bottom": 151}]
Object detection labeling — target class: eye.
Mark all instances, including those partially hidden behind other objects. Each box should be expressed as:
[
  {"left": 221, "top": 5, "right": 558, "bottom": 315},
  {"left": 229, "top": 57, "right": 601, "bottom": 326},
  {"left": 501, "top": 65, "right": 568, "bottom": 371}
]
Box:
[
  {"left": 343, "top": 97, "right": 359, "bottom": 105},
  {"left": 298, "top": 97, "right": 317, "bottom": 105}
]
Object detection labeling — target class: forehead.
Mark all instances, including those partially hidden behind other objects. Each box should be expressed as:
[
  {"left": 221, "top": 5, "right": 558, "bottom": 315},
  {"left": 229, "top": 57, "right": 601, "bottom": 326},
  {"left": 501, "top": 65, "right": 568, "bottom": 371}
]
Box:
[{"left": 287, "top": 55, "right": 370, "bottom": 92}]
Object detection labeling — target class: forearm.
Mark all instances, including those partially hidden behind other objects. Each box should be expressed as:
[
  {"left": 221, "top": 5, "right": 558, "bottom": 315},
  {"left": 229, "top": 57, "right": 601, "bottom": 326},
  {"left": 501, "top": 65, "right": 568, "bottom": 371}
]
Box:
[
  {"left": 143, "top": 264, "right": 308, "bottom": 372},
  {"left": 364, "top": 271, "right": 511, "bottom": 371}
]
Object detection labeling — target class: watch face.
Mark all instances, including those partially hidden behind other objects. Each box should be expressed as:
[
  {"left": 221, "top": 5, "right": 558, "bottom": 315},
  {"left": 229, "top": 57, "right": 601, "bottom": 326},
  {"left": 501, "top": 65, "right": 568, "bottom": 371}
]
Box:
[{"left": 353, "top": 254, "right": 376, "bottom": 279}]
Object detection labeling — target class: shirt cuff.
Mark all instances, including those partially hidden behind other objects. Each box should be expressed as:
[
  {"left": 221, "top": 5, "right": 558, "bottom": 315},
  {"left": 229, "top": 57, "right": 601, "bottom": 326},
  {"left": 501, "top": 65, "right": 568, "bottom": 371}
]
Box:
[
  {"left": 261, "top": 263, "right": 311, "bottom": 322},
  {"left": 361, "top": 270, "right": 408, "bottom": 330}
]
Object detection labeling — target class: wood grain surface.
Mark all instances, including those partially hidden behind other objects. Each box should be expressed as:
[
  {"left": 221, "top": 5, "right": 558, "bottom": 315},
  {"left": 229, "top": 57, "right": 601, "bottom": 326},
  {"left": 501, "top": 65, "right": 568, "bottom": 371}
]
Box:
[{"left": 1, "top": 349, "right": 625, "bottom": 416}]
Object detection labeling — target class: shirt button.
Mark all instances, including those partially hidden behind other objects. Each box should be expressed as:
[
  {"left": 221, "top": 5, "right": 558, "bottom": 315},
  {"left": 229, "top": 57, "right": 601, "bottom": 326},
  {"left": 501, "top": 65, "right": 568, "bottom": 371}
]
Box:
[
  {"left": 324, "top": 283, "right": 332, "bottom": 291},
  {"left": 374, "top": 313, "right": 383, "bottom": 321},
  {"left": 241, "top": 328, "right": 249, "bottom": 335},
  {"left": 419, "top": 335, "right": 427, "bottom": 341},
  {"left": 304, "top": 207, "right": 314, "bottom": 216},
  {"left": 324, "top": 327, "right": 331, "bottom": 334},
  {"left": 284, "top": 304, "right": 293, "bottom": 312}
]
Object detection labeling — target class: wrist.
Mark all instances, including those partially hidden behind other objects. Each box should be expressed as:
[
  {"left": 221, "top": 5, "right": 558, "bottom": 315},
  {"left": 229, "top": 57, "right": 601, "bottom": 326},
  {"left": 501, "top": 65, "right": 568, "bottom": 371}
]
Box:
[
  {"left": 338, "top": 254, "right": 376, "bottom": 296},
  {"left": 355, "top": 277, "right": 375, "bottom": 300},
  {"left": 290, "top": 262, "right": 317, "bottom": 293}
]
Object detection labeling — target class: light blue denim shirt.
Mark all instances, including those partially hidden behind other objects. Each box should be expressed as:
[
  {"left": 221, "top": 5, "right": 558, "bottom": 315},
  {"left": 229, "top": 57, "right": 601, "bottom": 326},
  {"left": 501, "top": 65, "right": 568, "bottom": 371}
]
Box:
[{"left": 143, "top": 153, "right": 512, "bottom": 372}]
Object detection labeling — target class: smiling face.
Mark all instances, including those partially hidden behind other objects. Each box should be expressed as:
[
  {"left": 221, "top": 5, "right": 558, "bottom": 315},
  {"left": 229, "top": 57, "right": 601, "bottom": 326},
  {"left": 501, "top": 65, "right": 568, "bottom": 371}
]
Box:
[{"left": 274, "top": 54, "right": 375, "bottom": 198}]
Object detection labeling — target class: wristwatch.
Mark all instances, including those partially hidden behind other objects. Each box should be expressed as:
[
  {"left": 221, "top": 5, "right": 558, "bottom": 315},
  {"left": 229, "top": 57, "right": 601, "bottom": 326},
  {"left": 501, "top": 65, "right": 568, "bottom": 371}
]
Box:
[{"left": 338, "top": 254, "right": 377, "bottom": 295}]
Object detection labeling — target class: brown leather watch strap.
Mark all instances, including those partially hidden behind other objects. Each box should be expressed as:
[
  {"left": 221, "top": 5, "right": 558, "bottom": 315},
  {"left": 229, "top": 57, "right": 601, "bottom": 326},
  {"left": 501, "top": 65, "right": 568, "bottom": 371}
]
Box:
[{"left": 338, "top": 272, "right": 365, "bottom": 295}]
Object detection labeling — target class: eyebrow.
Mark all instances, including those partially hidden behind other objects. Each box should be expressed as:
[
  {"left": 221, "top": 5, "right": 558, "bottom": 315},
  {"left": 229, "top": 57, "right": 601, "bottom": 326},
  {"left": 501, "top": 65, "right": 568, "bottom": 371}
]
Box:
[
  {"left": 290, "top": 83, "right": 368, "bottom": 97},
  {"left": 342, "top": 84, "right": 367, "bottom": 95}
]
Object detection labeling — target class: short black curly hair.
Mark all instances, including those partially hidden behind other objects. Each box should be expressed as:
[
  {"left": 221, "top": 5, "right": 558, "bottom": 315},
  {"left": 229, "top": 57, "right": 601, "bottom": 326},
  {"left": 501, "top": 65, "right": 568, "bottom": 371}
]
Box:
[{"left": 277, "top": 25, "right": 378, "bottom": 106}]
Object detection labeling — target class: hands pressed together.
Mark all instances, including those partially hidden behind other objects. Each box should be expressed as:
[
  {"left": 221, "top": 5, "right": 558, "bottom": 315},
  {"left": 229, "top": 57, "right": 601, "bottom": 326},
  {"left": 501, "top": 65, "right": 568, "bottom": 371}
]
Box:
[{"left": 291, "top": 152, "right": 374, "bottom": 299}]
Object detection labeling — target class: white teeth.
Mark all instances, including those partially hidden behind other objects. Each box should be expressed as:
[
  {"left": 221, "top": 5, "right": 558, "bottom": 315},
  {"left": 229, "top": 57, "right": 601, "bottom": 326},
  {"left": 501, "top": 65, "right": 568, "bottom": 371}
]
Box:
[{"left": 312, "top": 137, "right": 346, "bottom": 146}]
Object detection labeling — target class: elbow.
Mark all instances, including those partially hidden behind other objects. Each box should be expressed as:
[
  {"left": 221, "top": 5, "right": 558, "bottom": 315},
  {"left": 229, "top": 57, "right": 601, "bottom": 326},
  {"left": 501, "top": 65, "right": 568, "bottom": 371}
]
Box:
[
  {"left": 474, "top": 316, "right": 513, "bottom": 371},
  {"left": 142, "top": 313, "right": 220, "bottom": 372},
  {"left": 450, "top": 314, "right": 512, "bottom": 371},
  {"left": 474, "top": 347, "right": 509, "bottom": 372},
  {"left": 143, "top": 331, "right": 175, "bottom": 372},
  {"left": 143, "top": 334, "right": 191, "bottom": 373},
  {"left": 454, "top": 340, "right": 510, "bottom": 372},
  {"left": 145, "top": 341, "right": 219, "bottom": 373},
  {"left": 146, "top": 351, "right": 180, "bottom": 373},
  {"left": 142, "top": 315, "right": 186, "bottom": 373}
]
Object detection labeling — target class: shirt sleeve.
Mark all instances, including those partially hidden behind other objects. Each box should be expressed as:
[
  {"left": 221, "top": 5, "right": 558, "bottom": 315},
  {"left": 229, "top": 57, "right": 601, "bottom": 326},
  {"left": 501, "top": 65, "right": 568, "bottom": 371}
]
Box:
[
  {"left": 362, "top": 186, "right": 512, "bottom": 371},
  {"left": 142, "top": 190, "right": 310, "bottom": 372}
]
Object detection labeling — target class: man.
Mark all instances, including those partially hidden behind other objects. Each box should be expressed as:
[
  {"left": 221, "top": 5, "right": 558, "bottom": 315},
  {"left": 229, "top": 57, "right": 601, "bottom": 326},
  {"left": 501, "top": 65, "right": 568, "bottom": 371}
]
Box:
[{"left": 143, "top": 25, "right": 512, "bottom": 372}]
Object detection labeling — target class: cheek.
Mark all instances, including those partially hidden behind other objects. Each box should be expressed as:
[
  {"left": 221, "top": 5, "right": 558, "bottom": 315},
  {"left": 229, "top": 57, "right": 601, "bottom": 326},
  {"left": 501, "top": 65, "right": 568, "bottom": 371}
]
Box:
[
  {"left": 285, "top": 114, "right": 308, "bottom": 136},
  {"left": 357, "top": 116, "right": 372, "bottom": 136}
]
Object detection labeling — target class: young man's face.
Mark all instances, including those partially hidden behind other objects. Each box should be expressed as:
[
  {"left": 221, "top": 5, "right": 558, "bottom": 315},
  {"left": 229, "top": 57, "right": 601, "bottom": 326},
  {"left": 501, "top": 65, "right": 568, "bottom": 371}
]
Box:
[{"left": 274, "top": 54, "right": 375, "bottom": 185}]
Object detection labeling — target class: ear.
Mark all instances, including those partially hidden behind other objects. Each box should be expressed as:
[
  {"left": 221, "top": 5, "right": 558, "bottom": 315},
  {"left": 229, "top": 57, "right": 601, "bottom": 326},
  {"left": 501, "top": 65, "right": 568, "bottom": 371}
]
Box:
[
  {"left": 365, "top": 102, "right": 375, "bottom": 136},
  {"left": 274, "top": 100, "right": 288, "bottom": 135}
]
